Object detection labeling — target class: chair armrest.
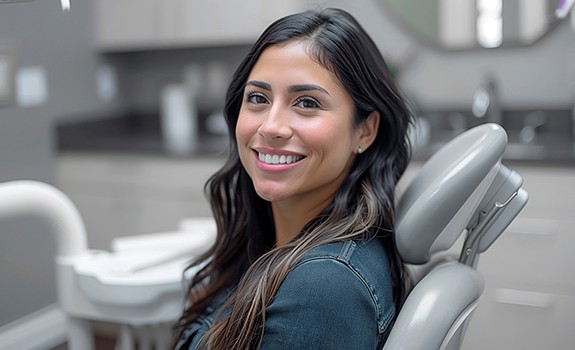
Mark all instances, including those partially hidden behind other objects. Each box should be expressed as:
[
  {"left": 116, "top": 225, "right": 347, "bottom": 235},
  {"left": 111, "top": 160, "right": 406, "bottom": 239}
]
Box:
[{"left": 383, "top": 263, "right": 484, "bottom": 350}]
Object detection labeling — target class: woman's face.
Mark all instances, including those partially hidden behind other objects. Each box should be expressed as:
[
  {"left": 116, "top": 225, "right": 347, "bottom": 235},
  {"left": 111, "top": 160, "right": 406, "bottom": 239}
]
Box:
[{"left": 236, "top": 41, "right": 372, "bottom": 208}]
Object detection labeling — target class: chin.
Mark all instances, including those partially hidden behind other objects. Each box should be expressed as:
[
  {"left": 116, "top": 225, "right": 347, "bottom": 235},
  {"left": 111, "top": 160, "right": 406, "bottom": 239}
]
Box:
[{"left": 254, "top": 187, "right": 287, "bottom": 203}]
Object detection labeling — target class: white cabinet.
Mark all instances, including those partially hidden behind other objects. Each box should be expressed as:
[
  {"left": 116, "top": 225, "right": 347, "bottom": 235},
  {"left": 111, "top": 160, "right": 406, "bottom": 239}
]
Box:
[
  {"left": 95, "top": 0, "right": 310, "bottom": 51},
  {"left": 461, "top": 165, "right": 575, "bottom": 350},
  {"left": 95, "top": 0, "right": 172, "bottom": 50},
  {"left": 55, "top": 153, "right": 223, "bottom": 250}
]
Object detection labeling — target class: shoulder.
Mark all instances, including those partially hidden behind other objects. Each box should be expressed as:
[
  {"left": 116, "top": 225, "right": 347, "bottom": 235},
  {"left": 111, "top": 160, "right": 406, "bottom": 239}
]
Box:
[
  {"left": 260, "top": 239, "right": 395, "bottom": 349},
  {"left": 299, "top": 238, "right": 392, "bottom": 275},
  {"left": 276, "top": 239, "right": 396, "bottom": 335},
  {"left": 294, "top": 239, "right": 392, "bottom": 290}
]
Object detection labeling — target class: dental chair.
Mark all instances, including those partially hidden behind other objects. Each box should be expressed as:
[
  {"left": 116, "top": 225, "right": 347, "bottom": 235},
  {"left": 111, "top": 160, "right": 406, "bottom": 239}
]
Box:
[
  {"left": 383, "top": 122, "right": 528, "bottom": 349},
  {"left": 0, "top": 123, "right": 527, "bottom": 350}
]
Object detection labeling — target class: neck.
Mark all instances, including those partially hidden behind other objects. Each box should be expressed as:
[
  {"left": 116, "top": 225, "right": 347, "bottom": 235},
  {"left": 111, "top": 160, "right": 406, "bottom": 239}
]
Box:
[{"left": 272, "top": 196, "right": 332, "bottom": 247}]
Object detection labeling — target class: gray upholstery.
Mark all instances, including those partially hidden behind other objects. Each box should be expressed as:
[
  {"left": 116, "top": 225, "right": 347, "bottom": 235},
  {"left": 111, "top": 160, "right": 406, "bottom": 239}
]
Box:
[
  {"left": 471, "top": 166, "right": 528, "bottom": 254},
  {"left": 383, "top": 263, "right": 484, "bottom": 350},
  {"left": 396, "top": 123, "right": 507, "bottom": 264},
  {"left": 388, "top": 123, "right": 528, "bottom": 350}
]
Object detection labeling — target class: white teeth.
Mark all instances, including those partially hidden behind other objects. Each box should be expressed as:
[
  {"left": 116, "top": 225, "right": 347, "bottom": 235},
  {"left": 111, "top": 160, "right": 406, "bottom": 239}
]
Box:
[{"left": 258, "top": 152, "right": 302, "bottom": 164}]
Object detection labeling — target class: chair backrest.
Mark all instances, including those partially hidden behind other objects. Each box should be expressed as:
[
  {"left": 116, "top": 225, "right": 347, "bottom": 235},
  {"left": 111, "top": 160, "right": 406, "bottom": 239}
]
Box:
[
  {"left": 396, "top": 123, "right": 507, "bottom": 265},
  {"left": 385, "top": 123, "right": 528, "bottom": 350}
]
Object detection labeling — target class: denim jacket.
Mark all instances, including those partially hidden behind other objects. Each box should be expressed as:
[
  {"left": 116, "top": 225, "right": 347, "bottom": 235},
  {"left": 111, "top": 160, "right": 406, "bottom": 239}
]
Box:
[{"left": 176, "top": 238, "right": 396, "bottom": 350}]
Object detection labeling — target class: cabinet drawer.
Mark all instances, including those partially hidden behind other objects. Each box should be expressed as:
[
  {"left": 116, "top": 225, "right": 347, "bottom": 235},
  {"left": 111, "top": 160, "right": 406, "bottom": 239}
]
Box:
[
  {"left": 462, "top": 288, "right": 575, "bottom": 350},
  {"left": 96, "top": 0, "right": 310, "bottom": 50},
  {"left": 478, "top": 216, "right": 575, "bottom": 295},
  {"left": 56, "top": 155, "right": 221, "bottom": 250}
]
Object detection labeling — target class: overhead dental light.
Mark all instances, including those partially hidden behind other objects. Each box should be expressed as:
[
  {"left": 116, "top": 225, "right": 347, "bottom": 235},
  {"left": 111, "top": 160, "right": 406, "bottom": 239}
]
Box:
[{"left": 476, "top": 0, "right": 503, "bottom": 48}]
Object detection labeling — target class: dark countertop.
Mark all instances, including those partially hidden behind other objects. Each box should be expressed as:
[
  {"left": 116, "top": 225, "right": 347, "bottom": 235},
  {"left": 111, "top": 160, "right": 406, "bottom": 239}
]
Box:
[
  {"left": 56, "top": 113, "right": 229, "bottom": 158},
  {"left": 414, "top": 109, "right": 575, "bottom": 167},
  {"left": 56, "top": 113, "right": 575, "bottom": 167}
]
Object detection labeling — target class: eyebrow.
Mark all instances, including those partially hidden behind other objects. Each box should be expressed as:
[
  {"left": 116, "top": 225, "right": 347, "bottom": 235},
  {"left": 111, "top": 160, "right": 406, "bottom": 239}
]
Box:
[
  {"left": 246, "top": 80, "right": 272, "bottom": 91},
  {"left": 245, "top": 80, "right": 330, "bottom": 96},
  {"left": 288, "top": 84, "right": 330, "bottom": 96}
]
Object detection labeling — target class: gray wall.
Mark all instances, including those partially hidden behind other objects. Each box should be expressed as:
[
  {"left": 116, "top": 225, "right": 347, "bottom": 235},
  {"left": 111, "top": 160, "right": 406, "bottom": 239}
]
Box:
[
  {"left": 323, "top": 0, "right": 575, "bottom": 111},
  {"left": 0, "top": 0, "right": 123, "bottom": 326},
  {"left": 114, "top": 0, "right": 575, "bottom": 114},
  {"left": 399, "top": 22, "right": 575, "bottom": 111}
]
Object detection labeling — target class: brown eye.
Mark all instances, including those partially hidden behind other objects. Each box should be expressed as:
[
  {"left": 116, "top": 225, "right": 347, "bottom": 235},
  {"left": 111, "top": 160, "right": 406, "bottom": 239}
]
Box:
[
  {"left": 294, "top": 97, "right": 320, "bottom": 109},
  {"left": 246, "top": 92, "right": 269, "bottom": 104}
]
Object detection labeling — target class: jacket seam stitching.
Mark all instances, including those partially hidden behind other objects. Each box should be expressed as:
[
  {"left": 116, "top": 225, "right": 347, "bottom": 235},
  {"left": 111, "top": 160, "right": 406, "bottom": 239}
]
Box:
[{"left": 293, "top": 254, "right": 392, "bottom": 334}]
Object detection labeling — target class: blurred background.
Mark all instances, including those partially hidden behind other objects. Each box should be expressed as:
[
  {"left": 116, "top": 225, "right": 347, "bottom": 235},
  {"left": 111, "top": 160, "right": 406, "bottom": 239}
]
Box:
[{"left": 1, "top": 0, "right": 574, "bottom": 349}]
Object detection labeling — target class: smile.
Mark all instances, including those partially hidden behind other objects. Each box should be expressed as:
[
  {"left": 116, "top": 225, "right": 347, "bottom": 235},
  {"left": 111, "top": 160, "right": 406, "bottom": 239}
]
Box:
[{"left": 257, "top": 152, "right": 304, "bottom": 165}]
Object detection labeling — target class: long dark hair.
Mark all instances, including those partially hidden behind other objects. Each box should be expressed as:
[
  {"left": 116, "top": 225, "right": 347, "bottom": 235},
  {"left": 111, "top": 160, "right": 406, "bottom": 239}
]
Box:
[{"left": 174, "top": 7, "right": 413, "bottom": 348}]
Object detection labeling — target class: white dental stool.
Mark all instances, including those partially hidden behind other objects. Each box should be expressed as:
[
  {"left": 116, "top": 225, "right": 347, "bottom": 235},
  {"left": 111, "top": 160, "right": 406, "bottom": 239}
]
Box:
[
  {"left": 67, "top": 219, "right": 216, "bottom": 350},
  {"left": 0, "top": 179, "right": 215, "bottom": 350}
]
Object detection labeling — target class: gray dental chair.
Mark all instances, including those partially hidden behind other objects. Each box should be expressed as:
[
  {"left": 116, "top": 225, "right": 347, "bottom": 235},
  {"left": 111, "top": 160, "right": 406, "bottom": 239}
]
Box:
[{"left": 383, "top": 123, "right": 529, "bottom": 350}]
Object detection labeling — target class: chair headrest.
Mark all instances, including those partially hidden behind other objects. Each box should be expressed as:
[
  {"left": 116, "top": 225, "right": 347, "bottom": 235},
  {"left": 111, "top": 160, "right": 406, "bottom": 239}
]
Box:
[{"left": 396, "top": 123, "right": 507, "bottom": 264}]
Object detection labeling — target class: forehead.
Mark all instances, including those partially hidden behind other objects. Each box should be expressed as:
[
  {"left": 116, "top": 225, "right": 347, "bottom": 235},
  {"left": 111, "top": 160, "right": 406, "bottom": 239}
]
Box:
[{"left": 247, "top": 41, "right": 342, "bottom": 88}]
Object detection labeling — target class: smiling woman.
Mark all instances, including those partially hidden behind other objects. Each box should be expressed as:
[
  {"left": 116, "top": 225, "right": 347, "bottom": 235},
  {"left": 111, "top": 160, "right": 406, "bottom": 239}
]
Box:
[
  {"left": 173, "top": 8, "right": 414, "bottom": 350},
  {"left": 236, "top": 42, "right": 368, "bottom": 221}
]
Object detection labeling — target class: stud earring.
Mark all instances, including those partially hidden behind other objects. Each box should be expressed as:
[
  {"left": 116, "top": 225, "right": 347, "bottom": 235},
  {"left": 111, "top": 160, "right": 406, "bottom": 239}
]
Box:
[{"left": 358, "top": 145, "right": 363, "bottom": 154}]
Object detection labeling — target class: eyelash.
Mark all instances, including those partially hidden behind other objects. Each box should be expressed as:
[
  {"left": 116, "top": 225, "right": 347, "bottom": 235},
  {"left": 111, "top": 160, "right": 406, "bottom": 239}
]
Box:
[
  {"left": 294, "top": 96, "right": 321, "bottom": 109},
  {"left": 244, "top": 91, "right": 322, "bottom": 110},
  {"left": 245, "top": 91, "right": 269, "bottom": 104}
]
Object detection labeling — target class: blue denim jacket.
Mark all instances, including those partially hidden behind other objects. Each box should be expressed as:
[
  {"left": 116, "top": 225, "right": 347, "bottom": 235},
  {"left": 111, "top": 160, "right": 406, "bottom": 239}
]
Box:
[{"left": 176, "top": 238, "right": 396, "bottom": 350}]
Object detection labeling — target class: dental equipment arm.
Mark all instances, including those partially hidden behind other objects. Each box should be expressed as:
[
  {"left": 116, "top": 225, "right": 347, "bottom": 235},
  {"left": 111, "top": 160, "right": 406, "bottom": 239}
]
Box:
[
  {"left": 460, "top": 166, "right": 529, "bottom": 266},
  {"left": 0, "top": 180, "right": 86, "bottom": 257}
]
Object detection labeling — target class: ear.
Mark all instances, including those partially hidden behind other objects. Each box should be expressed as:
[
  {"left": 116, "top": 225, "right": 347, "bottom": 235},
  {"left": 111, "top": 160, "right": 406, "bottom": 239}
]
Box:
[{"left": 356, "top": 111, "right": 380, "bottom": 153}]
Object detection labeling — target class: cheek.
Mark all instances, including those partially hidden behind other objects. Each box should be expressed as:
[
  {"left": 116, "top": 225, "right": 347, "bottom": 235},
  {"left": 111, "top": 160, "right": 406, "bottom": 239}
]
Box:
[
  {"left": 235, "top": 112, "right": 255, "bottom": 145},
  {"left": 309, "top": 121, "right": 356, "bottom": 155}
]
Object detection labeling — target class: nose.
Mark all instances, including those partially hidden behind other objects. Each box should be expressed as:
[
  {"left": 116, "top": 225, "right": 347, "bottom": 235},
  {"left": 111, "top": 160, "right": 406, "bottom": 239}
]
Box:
[{"left": 257, "top": 104, "right": 293, "bottom": 141}]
